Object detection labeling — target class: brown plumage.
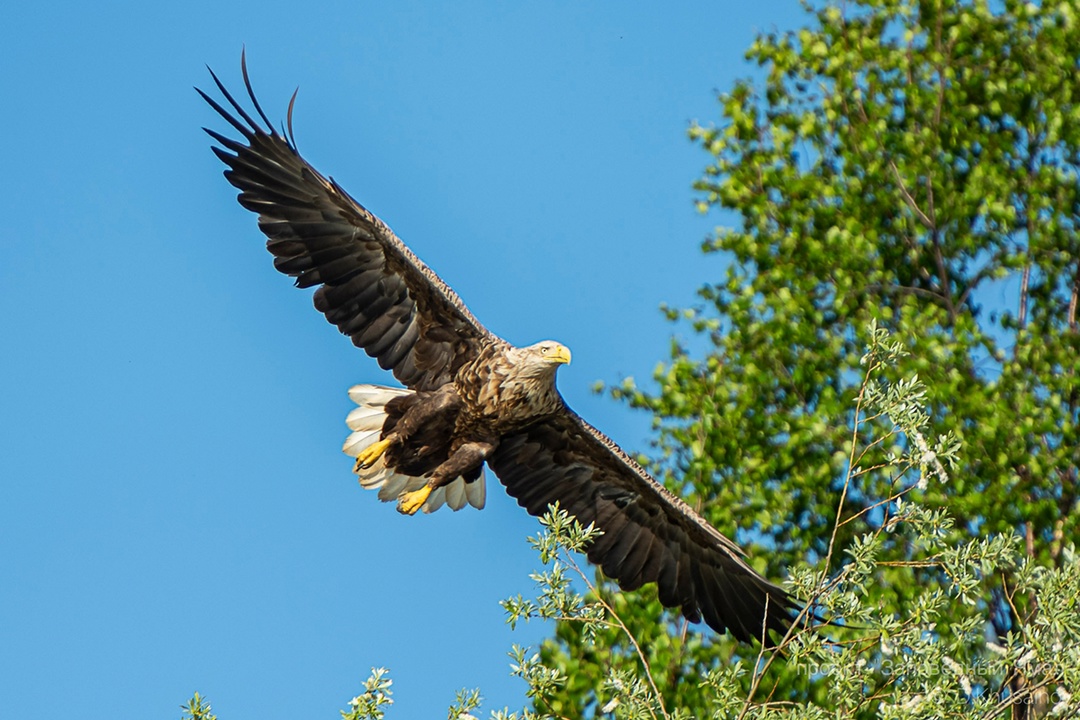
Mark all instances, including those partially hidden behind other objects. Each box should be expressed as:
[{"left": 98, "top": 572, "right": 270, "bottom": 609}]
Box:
[{"left": 200, "top": 54, "right": 803, "bottom": 644}]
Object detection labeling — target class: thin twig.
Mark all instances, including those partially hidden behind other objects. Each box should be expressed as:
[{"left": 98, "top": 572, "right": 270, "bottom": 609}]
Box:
[
  {"left": 979, "top": 677, "right": 1058, "bottom": 720},
  {"left": 736, "top": 566, "right": 834, "bottom": 720},
  {"left": 876, "top": 560, "right": 940, "bottom": 568},
  {"left": 1018, "top": 264, "right": 1031, "bottom": 331},
  {"left": 849, "top": 462, "right": 892, "bottom": 479},
  {"left": 887, "top": 159, "right": 935, "bottom": 230},
  {"left": 1068, "top": 265, "right": 1078, "bottom": 331},
  {"left": 838, "top": 484, "right": 918, "bottom": 527},
  {"left": 825, "top": 359, "right": 878, "bottom": 571}
]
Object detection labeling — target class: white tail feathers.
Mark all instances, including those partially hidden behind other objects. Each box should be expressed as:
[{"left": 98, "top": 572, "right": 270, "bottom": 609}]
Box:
[
  {"left": 347, "top": 383, "right": 412, "bottom": 408},
  {"left": 342, "top": 384, "right": 409, "bottom": 458},
  {"left": 343, "top": 384, "right": 485, "bottom": 513},
  {"left": 342, "top": 428, "right": 380, "bottom": 457},
  {"left": 425, "top": 467, "right": 487, "bottom": 513},
  {"left": 345, "top": 405, "right": 386, "bottom": 432}
]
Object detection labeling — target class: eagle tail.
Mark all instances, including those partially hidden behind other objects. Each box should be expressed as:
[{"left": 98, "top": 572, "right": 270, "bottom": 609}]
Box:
[{"left": 343, "top": 384, "right": 485, "bottom": 512}]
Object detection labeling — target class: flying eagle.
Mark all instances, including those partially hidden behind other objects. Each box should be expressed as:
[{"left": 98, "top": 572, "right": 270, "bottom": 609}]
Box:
[{"left": 199, "top": 57, "right": 801, "bottom": 644}]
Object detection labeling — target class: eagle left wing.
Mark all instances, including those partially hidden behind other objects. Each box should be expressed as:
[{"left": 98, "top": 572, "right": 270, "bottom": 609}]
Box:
[{"left": 487, "top": 410, "right": 801, "bottom": 644}]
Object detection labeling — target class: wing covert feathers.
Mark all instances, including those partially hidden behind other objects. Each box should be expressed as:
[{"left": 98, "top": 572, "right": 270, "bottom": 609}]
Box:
[
  {"left": 200, "top": 56, "right": 495, "bottom": 391},
  {"left": 488, "top": 410, "right": 801, "bottom": 644}
]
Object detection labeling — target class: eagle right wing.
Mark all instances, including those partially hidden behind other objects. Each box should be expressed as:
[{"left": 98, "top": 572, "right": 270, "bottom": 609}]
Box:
[
  {"left": 488, "top": 409, "right": 802, "bottom": 644},
  {"left": 199, "top": 56, "right": 497, "bottom": 391}
]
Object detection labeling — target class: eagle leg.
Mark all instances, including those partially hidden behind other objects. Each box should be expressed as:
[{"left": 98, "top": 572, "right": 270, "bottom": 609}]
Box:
[
  {"left": 396, "top": 485, "right": 432, "bottom": 515},
  {"left": 354, "top": 435, "right": 396, "bottom": 470},
  {"left": 395, "top": 440, "right": 497, "bottom": 516}
]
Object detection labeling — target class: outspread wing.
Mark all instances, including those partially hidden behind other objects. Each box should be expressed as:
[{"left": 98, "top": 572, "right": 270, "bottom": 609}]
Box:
[
  {"left": 199, "top": 56, "right": 496, "bottom": 390},
  {"left": 488, "top": 410, "right": 801, "bottom": 644}
]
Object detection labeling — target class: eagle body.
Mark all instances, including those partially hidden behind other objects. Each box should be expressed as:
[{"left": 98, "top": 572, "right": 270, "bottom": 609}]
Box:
[
  {"left": 363, "top": 340, "right": 569, "bottom": 497},
  {"left": 200, "top": 56, "right": 805, "bottom": 644}
]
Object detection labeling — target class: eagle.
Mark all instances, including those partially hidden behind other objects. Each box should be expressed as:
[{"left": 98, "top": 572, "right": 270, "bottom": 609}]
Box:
[{"left": 199, "top": 56, "right": 802, "bottom": 644}]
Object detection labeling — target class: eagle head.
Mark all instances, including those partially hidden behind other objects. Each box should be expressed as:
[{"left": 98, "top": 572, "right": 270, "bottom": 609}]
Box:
[
  {"left": 532, "top": 341, "right": 572, "bottom": 365},
  {"left": 508, "top": 340, "right": 572, "bottom": 379}
]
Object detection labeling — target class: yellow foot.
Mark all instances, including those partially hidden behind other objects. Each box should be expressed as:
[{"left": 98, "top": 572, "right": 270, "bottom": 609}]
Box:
[
  {"left": 396, "top": 485, "right": 433, "bottom": 516},
  {"left": 354, "top": 436, "right": 394, "bottom": 471}
]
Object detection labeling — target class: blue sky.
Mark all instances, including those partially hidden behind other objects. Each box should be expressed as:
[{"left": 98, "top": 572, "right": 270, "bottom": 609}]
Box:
[{"left": 1, "top": 2, "right": 809, "bottom": 718}]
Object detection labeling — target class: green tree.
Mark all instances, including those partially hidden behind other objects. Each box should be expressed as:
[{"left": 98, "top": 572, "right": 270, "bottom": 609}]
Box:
[{"left": 536, "top": 0, "right": 1079, "bottom": 716}]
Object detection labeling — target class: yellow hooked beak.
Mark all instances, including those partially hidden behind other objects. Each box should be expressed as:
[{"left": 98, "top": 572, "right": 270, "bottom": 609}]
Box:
[{"left": 549, "top": 344, "right": 572, "bottom": 365}]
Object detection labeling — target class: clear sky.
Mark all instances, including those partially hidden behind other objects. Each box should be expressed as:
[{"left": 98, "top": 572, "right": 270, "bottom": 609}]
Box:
[{"left": 1, "top": 2, "right": 809, "bottom": 718}]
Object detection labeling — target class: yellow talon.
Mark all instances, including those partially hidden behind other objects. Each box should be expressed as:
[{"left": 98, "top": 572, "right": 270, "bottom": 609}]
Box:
[
  {"left": 397, "top": 485, "right": 433, "bottom": 516},
  {"left": 354, "top": 436, "right": 394, "bottom": 470}
]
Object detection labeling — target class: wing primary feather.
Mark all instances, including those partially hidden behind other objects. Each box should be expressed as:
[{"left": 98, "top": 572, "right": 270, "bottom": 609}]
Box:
[
  {"left": 205, "top": 66, "right": 261, "bottom": 133},
  {"left": 286, "top": 88, "right": 299, "bottom": 150},
  {"left": 204, "top": 128, "right": 250, "bottom": 155},
  {"left": 240, "top": 48, "right": 274, "bottom": 131},
  {"left": 197, "top": 88, "right": 253, "bottom": 137},
  {"left": 226, "top": 156, "right": 313, "bottom": 197}
]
